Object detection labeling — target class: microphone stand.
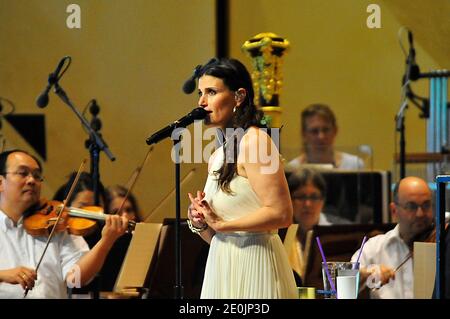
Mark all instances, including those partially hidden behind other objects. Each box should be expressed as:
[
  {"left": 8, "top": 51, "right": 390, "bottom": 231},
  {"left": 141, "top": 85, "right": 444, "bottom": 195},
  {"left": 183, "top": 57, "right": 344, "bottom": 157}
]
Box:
[
  {"left": 53, "top": 82, "right": 115, "bottom": 299},
  {"left": 53, "top": 82, "right": 115, "bottom": 165},
  {"left": 173, "top": 136, "right": 184, "bottom": 299},
  {"left": 147, "top": 126, "right": 184, "bottom": 299},
  {"left": 85, "top": 101, "right": 104, "bottom": 206},
  {"left": 89, "top": 136, "right": 101, "bottom": 205},
  {"left": 396, "top": 97, "right": 408, "bottom": 180}
]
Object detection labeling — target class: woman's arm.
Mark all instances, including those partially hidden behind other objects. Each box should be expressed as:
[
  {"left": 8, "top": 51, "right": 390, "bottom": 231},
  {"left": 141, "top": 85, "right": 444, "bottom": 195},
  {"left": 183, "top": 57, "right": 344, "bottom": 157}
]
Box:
[{"left": 195, "top": 128, "right": 293, "bottom": 233}]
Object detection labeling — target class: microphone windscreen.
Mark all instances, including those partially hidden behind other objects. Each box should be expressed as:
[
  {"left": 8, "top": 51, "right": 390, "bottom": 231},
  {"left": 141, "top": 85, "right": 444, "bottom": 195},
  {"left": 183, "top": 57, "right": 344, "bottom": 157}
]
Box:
[
  {"left": 182, "top": 77, "right": 196, "bottom": 94},
  {"left": 190, "top": 107, "right": 210, "bottom": 120},
  {"left": 36, "top": 93, "right": 49, "bottom": 108}
]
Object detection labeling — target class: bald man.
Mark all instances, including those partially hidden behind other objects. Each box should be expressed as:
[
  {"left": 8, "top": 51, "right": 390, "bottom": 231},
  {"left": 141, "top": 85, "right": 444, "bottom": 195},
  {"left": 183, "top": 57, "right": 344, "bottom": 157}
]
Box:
[{"left": 351, "top": 176, "right": 433, "bottom": 298}]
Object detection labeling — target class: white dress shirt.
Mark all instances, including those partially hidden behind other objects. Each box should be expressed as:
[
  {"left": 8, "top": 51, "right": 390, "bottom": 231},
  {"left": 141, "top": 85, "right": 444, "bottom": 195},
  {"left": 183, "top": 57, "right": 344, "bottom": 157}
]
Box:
[
  {"left": 351, "top": 224, "right": 413, "bottom": 299},
  {"left": 0, "top": 210, "right": 89, "bottom": 298}
]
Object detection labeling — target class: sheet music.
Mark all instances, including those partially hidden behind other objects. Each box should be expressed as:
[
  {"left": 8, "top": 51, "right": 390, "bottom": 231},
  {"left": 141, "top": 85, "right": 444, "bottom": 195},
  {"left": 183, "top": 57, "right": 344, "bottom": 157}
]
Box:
[{"left": 413, "top": 242, "right": 436, "bottom": 299}]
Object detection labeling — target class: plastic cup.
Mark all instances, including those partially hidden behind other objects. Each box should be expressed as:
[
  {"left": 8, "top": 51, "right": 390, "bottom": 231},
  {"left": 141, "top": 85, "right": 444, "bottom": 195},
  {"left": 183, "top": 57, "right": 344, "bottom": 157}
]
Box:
[
  {"left": 336, "top": 262, "right": 360, "bottom": 299},
  {"left": 321, "top": 261, "right": 342, "bottom": 299}
]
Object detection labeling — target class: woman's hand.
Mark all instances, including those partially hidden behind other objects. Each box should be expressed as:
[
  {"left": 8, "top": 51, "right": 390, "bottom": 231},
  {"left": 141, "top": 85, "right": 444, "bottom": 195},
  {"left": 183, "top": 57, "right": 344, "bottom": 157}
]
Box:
[
  {"left": 188, "top": 191, "right": 224, "bottom": 231},
  {"left": 187, "top": 191, "right": 206, "bottom": 227}
]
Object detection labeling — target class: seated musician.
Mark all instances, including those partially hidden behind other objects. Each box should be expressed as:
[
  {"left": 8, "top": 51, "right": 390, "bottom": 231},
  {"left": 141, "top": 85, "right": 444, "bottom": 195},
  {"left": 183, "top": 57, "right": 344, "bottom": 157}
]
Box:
[
  {"left": 97, "top": 185, "right": 142, "bottom": 292},
  {"left": 287, "top": 104, "right": 364, "bottom": 170},
  {"left": 286, "top": 168, "right": 351, "bottom": 285},
  {"left": 351, "top": 176, "right": 433, "bottom": 298},
  {"left": 0, "top": 149, "right": 128, "bottom": 298}
]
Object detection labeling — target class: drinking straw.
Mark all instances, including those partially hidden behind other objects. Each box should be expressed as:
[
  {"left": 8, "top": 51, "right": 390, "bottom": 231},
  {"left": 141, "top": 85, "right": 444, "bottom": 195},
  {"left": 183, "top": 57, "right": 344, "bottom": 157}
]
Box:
[
  {"left": 315, "top": 236, "right": 337, "bottom": 295},
  {"left": 353, "top": 236, "right": 367, "bottom": 269}
]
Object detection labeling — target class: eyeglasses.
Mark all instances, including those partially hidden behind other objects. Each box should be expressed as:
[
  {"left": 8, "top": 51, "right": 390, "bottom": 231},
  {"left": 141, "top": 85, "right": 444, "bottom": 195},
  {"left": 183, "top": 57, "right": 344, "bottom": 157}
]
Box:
[
  {"left": 305, "top": 126, "right": 333, "bottom": 136},
  {"left": 397, "top": 201, "right": 432, "bottom": 213},
  {"left": 3, "top": 169, "right": 44, "bottom": 182},
  {"left": 292, "top": 194, "right": 323, "bottom": 202}
]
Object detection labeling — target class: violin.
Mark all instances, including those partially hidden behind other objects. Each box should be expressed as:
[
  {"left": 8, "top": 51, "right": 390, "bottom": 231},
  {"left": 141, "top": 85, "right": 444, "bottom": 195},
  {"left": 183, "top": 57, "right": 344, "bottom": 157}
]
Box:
[
  {"left": 23, "top": 199, "right": 136, "bottom": 237},
  {"left": 395, "top": 222, "right": 448, "bottom": 272}
]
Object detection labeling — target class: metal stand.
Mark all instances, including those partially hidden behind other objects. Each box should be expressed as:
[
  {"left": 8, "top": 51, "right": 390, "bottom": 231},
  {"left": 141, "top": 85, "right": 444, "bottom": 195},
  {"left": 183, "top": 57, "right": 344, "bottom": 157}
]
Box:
[
  {"left": 173, "top": 137, "right": 184, "bottom": 299},
  {"left": 435, "top": 175, "right": 449, "bottom": 299},
  {"left": 85, "top": 100, "right": 104, "bottom": 206},
  {"left": 396, "top": 103, "right": 407, "bottom": 179},
  {"left": 53, "top": 83, "right": 115, "bottom": 164},
  {"left": 53, "top": 83, "right": 115, "bottom": 300}
]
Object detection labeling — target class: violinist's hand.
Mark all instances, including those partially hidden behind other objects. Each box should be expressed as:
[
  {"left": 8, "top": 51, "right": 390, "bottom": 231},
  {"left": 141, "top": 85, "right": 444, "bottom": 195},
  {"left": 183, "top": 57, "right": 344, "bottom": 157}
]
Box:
[
  {"left": 188, "top": 192, "right": 224, "bottom": 232},
  {"left": 361, "top": 264, "right": 395, "bottom": 289},
  {"left": 0, "top": 267, "right": 37, "bottom": 291},
  {"left": 376, "top": 265, "right": 396, "bottom": 286},
  {"left": 101, "top": 215, "right": 128, "bottom": 245}
]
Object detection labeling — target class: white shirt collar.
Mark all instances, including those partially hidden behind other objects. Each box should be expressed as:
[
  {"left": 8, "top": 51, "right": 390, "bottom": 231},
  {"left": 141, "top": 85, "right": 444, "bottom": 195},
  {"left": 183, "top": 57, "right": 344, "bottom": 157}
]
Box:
[
  {"left": 384, "top": 224, "right": 408, "bottom": 248},
  {"left": 0, "top": 209, "right": 23, "bottom": 232}
]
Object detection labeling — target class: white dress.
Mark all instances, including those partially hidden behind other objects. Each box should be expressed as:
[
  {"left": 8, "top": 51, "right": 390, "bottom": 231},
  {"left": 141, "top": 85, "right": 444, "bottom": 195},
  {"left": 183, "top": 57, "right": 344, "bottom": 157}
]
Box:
[{"left": 200, "top": 146, "right": 298, "bottom": 299}]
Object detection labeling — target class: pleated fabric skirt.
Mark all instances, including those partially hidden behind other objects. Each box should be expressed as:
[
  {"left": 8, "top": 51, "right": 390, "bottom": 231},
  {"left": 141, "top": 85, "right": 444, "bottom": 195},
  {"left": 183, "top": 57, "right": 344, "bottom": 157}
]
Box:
[{"left": 200, "top": 231, "right": 298, "bottom": 299}]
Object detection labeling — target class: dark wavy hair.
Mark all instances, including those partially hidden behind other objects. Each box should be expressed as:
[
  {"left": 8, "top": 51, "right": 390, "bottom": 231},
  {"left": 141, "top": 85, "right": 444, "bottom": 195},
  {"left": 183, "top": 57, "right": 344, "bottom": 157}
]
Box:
[
  {"left": 105, "top": 184, "right": 141, "bottom": 222},
  {"left": 198, "top": 57, "right": 266, "bottom": 194},
  {"left": 287, "top": 168, "right": 327, "bottom": 199}
]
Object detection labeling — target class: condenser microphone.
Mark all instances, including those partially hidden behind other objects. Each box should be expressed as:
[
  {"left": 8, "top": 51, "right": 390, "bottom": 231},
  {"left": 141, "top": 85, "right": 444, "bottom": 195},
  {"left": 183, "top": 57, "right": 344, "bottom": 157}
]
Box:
[
  {"left": 36, "top": 56, "right": 70, "bottom": 108},
  {"left": 182, "top": 65, "right": 202, "bottom": 94}
]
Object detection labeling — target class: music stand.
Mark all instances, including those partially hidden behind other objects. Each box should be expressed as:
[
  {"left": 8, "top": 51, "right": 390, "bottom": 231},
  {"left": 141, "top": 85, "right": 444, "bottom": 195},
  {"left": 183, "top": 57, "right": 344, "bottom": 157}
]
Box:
[
  {"left": 113, "top": 223, "right": 162, "bottom": 297},
  {"left": 145, "top": 218, "right": 210, "bottom": 298}
]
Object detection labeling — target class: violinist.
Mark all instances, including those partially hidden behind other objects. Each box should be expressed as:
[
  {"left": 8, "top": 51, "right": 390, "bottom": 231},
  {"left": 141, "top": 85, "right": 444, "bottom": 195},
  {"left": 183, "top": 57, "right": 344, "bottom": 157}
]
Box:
[
  {"left": 53, "top": 171, "right": 108, "bottom": 297},
  {"left": 0, "top": 149, "right": 128, "bottom": 298},
  {"left": 351, "top": 176, "right": 433, "bottom": 298}
]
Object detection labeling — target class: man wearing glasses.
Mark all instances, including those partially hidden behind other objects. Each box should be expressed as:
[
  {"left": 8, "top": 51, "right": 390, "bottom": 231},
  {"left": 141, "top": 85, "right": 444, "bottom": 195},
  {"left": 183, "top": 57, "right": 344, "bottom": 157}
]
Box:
[
  {"left": 351, "top": 176, "right": 433, "bottom": 298},
  {"left": 0, "top": 149, "right": 128, "bottom": 298}
]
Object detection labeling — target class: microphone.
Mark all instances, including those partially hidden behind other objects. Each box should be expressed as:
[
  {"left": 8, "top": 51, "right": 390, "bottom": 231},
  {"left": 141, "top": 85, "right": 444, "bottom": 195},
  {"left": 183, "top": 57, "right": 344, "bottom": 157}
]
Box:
[
  {"left": 405, "top": 30, "right": 420, "bottom": 82},
  {"left": 182, "top": 65, "right": 202, "bottom": 94},
  {"left": 146, "top": 107, "right": 210, "bottom": 145},
  {"left": 36, "top": 56, "right": 70, "bottom": 108}
]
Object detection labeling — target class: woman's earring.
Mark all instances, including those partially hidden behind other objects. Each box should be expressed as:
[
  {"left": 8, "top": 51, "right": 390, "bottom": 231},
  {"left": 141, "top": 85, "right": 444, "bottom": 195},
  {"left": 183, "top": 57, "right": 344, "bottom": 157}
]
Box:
[{"left": 233, "top": 106, "right": 237, "bottom": 113}]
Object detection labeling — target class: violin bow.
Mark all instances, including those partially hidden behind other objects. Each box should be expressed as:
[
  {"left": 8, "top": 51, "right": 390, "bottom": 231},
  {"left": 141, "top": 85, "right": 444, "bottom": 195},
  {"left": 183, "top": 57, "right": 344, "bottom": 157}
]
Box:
[
  {"left": 115, "top": 147, "right": 153, "bottom": 219},
  {"left": 144, "top": 167, "right": 196, "bottom": 222},
  {"left": 394, "top": 252, "right": 412, "bottom": 273},
  {"left": 24, "top": 159, "right": 87, "bottom": 298}
]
